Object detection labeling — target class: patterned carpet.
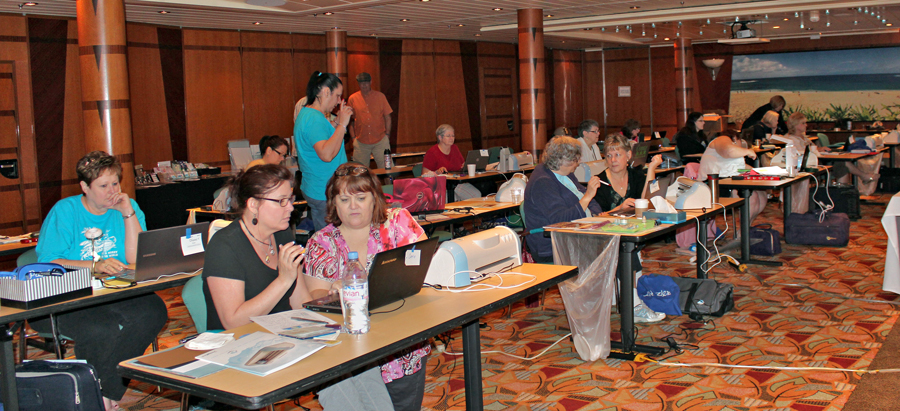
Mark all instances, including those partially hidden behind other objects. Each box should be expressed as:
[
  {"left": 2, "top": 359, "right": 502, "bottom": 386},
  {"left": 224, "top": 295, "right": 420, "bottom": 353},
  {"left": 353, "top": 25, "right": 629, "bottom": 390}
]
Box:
[{"left": 23, "top": 192, "right": 896, "bottom": 410}]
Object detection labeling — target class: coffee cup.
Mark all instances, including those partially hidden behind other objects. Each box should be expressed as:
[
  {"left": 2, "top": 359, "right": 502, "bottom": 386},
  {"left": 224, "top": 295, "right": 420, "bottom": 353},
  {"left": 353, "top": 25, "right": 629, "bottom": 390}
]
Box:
[
  {"left": 467, "top": 164, "right": 476, "bottom": 177},
  {"left": 634, "top": 198, "right": 649, "bottom": 218}
]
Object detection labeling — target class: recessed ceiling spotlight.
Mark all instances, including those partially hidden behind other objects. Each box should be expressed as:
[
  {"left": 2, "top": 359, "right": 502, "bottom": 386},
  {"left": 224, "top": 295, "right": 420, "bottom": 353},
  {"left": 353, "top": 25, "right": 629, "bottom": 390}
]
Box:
[
  {"left": 457, "top": 24, "right": 464, "bottom": 27},
  {"left": 583, "top": 28, "right": 592, "bottom": 31},
  {"left": 772, "top": 25, "right": 780, "bottom": 29},
  {"left": 400, "top": 18, "right": 409, "bottom": 22},
  {"left": 783, "top": 18, "right": 789, "bottom": 21},
  {"left": 545, "top": 14, "right": 553, "bottom": 18},
  {"left": 158, "top": 10, "right": 169, "bottom": 14},
  {"left": 253, "top": 22, "right": 263, "bottom": 25},
  {"left": 475, "top": 33, "right": 481, "bottom": 36},
  {"left": 324, "top": 12, "right": 333, "bottom": 15},
  {"left": 23, "top": 2, "right": 37, "bottom": 5},
  {"left": 370, "top": 33, "right": 376, "bottom": 36},
  {"left": 888, "top": 23, "right": 894, "bottom": 27},
  {"left": 664, "top": 37, "right": 670, "bottom": 40},
  {"left": 492, "top": 8, "right": 502, "bottom": 11},
  {"left": 332, "top": 26, "right": 339, "bottom": 29},
  {"left": 420, "top": 0, "right": 430, "bottom": 2},
  {"left": 630, "top": 6, "right": 640, "bottom": 9}
]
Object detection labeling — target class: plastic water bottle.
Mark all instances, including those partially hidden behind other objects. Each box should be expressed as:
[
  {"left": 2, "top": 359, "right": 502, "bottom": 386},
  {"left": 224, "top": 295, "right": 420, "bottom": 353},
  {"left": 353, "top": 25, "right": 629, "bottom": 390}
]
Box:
[
  {"left": 785, "top": 143, "right": 797, "bottom": 177},
  {"left": 383, "top": 148, "right": 393, "bottom": 170},
  {"left": 340, "top": 251, "right": 370, "bottom": 334}
]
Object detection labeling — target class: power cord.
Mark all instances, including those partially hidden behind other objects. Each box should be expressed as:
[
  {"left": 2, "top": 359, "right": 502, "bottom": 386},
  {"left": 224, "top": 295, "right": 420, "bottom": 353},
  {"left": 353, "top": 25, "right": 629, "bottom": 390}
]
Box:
[{"left": 443, "top": 332, "right": 572, "bottom": 360}]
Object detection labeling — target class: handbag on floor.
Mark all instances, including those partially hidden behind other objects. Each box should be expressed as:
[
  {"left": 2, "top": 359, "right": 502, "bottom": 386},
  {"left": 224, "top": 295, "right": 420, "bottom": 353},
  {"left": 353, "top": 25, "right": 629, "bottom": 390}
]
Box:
[
  {"left": 670, "top": 277, "right": 734, "bottom": 320},
  {"left": 809, "top": 183, "right": 860, "bottom": 220},
  {"left": 785, "top": 211, "right": 850, "bottom": 246},
  {"left": 749, "top": 224, "right": 781, "bottom": 256},
  {"left": 9, "top": 360, "right": 105, "bottom": 411}
]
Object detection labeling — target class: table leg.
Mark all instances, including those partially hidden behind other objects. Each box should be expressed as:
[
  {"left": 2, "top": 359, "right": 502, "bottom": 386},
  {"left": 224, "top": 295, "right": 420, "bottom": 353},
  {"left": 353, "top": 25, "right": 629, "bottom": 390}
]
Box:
[
  {"left": 891, "top": 147, "right": 895, "bottom": 169},
  {"left": 696, "top": 217, "right": 708, "bottom": 279},
  {"left": 619, "top": 242, "right": 635, "bottom": 352},
  {"left": 783, "top": 182, "right": 792, "bottom": 221},
  {"left": 0, "top": 324, "right": 19, "bottom": 411},
  {"left": 447, "top": 181, "right": 457, "bottom": 203},
  {"left": 462, "top": 319, "right": 483, "bottom": 411}
]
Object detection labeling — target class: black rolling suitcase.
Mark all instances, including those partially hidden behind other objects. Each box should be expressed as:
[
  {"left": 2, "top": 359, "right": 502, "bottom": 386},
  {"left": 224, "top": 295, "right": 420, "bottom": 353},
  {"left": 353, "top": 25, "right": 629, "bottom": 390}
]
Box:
[
  {"left": 9, "top": 360, "right": 105, "bottom": 411},
  {"left": 809, "top": 183, "right": 860, "bottom": 220}
]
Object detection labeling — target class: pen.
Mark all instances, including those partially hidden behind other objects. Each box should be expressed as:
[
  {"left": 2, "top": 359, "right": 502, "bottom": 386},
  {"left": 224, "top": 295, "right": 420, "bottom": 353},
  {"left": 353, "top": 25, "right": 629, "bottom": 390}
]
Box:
[
  {"left": 290, "top": 317, "right": 332, "bottom": 325},
  {"left": 179, "top": 333, "right": 200, "bottom": 344},
  {"left": 279, "top": 331, "right": 337, "bottom": 341}
]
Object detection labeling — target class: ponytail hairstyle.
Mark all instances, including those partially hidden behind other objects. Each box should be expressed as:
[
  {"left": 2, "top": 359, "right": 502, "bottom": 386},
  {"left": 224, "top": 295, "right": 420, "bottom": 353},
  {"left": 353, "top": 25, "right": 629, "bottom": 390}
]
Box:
[{"left": 305, "top": 71, "right": 343, "bottom": 106}]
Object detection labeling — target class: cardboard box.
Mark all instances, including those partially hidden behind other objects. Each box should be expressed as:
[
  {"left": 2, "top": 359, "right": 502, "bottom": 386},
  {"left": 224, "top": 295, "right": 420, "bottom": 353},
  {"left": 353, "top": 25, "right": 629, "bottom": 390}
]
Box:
[{"left": 0, "top": 267, "right": 92, "bottom": 309}]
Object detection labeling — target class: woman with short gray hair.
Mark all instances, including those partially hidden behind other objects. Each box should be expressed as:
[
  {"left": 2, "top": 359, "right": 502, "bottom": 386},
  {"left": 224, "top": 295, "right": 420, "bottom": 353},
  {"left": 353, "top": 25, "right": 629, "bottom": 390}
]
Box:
[
  {"left": 423, "top": 124, "right": 464, "bottom": 175},
  {"left": 523, "top": 136, "right": 602, "bottom": 263}
]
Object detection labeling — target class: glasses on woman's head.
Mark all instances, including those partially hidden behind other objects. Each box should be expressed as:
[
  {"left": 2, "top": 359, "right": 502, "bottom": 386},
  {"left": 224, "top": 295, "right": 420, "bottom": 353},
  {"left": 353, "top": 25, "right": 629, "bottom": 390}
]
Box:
[
  {"left": 272, "top": 147, "right": 287, "bottom": 158},
  {"left": 335, "top": 166, "right": 369, "bottom": 176},
  {"left": 256, "top": 196, "right": 296, "bottom": 207}
]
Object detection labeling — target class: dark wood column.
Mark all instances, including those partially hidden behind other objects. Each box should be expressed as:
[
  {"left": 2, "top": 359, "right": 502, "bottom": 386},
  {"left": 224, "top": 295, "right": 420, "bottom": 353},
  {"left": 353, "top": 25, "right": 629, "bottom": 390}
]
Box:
[
  {"left": 518, "top": 9, "right": 547, "bottom": 153},
  {"left": 326, "top": 30, "right": 348, "bottom": 88},
  {"left": 674, "top": 37, "right": 700, "bottom": 129},
  {"left": 76, "top": 0, "right": 135, "bottom": 196}
]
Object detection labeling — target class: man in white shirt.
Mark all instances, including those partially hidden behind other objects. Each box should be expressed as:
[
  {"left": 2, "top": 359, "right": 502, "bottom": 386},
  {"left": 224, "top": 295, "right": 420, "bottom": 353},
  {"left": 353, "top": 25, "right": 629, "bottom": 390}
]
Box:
[{"left": 577, "top": 119, "right": 603, "bottom": 162}]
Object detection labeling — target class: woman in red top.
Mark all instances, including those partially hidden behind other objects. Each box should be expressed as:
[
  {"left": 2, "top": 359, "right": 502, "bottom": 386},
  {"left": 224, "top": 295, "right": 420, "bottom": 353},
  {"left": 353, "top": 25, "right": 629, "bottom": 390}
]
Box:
[{"left": 422, "top": 124, "right": 465, "bottom": 174}]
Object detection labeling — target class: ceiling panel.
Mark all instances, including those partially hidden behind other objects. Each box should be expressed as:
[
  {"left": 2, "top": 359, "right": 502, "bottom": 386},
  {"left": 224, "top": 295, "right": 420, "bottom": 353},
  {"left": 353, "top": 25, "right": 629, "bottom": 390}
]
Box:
[{"left": 0, "top": 0, "right": 896, "bottom": 49}]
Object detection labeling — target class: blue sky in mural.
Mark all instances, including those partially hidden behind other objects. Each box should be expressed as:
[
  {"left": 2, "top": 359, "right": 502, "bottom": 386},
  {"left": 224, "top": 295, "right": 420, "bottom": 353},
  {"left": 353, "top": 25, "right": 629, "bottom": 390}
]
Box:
[{"left": 732, "top": 47, "right": 900, "bottom": 79}]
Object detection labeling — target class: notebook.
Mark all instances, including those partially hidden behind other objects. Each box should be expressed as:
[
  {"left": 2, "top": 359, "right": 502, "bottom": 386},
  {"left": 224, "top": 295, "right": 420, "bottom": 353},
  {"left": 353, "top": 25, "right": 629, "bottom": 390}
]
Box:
[
  {"left": 465, "top": 150, "right": 490, "bottom": 172},
  {"left": 630, "top": 141, "right": 652, "bottom": 167},
  {"left": 391, "top": 176, "right": 447, "bottom": 214},
  {"left": 302, "top": 237, "right": 440, "bottom": 314},
  {"left": 117, "top": 222, "right": 210, "bottom": 282}
]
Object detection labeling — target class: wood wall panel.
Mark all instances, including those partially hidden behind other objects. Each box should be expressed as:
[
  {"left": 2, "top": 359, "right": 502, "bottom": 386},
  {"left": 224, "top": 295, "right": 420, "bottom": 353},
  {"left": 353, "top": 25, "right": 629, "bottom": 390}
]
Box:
[
  {"left": 477, "top": 42, "right": 519, "bottom": 151},
  {"left": 292, "top": 33, "right": 326, "bottom": 108},
  {"left": 433, "top": 40, "right": 471, "bottom": 152},
  {"left": 183, "top": 29, "right": 243, "bottom": 168},
  {"left": 603, "top": 47, "right": 652, "bottom": 134},
  {"left": 241, "top": 31, "right": 294, "bottom": 144},
  {"left": 346, "top": 37, "right": 379, "bottom": 99},
  {"left": 459, "top": 41, "right": 481, "bottom": 149},
  {"left": 552, "top": 49, "right": 584, "bottom": 132},
  {"left": 396, "top": 39, "right": 436, "bottom": 152},
  {"left": 0, "top": 62, "right": 24, "bottom": 235},
  {"left": 62, "top": 21, "right": 86, "bottom": 198},
  {"left": 650, "top": 46, "right": 678, "bottom": 137},
  {"left": 127, "top": 23, "right": 173, "bottom": 168},
  {"left": 583, "top": 51, "right": 604, "bottom": 135}
]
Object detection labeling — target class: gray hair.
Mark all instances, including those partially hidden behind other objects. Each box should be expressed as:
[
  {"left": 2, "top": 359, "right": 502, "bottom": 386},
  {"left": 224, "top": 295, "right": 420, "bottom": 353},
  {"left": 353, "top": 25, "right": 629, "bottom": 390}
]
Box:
[
  {"left": 578, "top": 119, "right": 599, "bottom": 138},
  {"left": 762, "top": 110, "right": 779, "bottom": 127},
  {"left": 603, "top": 133, "right": 632, "bottom": 156},
  {"left": 541, "top": 136, "right": 582, "bottom": 171},
  {"left": 435, "top": 124, "right": 454, "bottom": 141}
]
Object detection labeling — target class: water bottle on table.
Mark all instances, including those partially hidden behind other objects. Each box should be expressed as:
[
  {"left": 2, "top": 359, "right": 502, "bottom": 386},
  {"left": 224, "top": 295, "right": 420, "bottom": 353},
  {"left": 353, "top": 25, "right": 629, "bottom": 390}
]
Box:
[{"left": 341, "top": 251, "right": 370, "bottom": 334}]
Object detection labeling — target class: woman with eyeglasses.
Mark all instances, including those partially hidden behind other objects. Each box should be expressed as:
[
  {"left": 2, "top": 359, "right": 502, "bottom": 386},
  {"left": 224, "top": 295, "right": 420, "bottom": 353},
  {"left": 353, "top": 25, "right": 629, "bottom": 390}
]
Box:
[
  {"left": 304, "top": 162, "right": 429, "bottom": 411},
  {"left": 247, "top": 135, "right": 290, "bottom": 169},
  {"left": 594, "top": 133, "right": 662, "bottom": 214},
  {"left": 203, "top": 164, "right": 310, "bottom": 331}
]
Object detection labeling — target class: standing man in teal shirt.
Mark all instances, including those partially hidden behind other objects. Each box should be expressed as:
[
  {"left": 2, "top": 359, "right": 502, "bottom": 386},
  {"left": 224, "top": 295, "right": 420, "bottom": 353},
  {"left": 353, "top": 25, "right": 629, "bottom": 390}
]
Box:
[{"left": 294, "top": 71, "right": 353, "bottom": 231}]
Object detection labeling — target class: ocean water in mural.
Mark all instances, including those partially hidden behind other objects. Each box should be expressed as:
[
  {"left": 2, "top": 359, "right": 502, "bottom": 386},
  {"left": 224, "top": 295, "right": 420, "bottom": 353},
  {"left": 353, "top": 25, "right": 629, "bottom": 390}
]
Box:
[{"left": 729, "top": 47, "right": 900, "bottom": 125}]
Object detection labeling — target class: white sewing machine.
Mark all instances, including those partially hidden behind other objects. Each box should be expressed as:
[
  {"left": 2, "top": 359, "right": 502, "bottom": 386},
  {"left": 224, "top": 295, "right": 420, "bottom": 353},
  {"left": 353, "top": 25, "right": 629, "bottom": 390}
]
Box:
[
  {"left": 424, "top": 226, "right": 522, "bottom": 288},
  {"left": 574, "top": 160, "right": 607, "bottom": 183},
  {"left": 508, "top": 152, "right": 534, "bottom": 170},
  {"left": 666, "top": 177, "right": 712, "bottom": 210}
]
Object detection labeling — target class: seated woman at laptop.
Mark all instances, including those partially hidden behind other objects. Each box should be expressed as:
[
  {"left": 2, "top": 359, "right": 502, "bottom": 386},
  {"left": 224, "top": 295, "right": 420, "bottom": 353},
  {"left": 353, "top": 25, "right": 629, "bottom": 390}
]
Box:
[
  {"left": 675, "top": 112, "right": 710, "bottom": 163},
  {"left": 203, "top": 164, "right": 310, "bottom": 330},
  {"left": 35, "top": 151, "right": 168, "bottom": 411},
  {"left": 699, "top": 134, "right": 767, "bottom": 224},
  {"left": 523, "top": 136, "right": 602, "bottom": 263},
  {"left": 594, "top": 133, "right": 663, "bottom": 213},
  {"left": 423, "top": 124, "right": 464, "bottom": 174},
  {"left": 246, "top": 135, "right": 289, "bottom": 169},
  {"left": 304, "top": 162, "right": 429, "bottom": 411}
]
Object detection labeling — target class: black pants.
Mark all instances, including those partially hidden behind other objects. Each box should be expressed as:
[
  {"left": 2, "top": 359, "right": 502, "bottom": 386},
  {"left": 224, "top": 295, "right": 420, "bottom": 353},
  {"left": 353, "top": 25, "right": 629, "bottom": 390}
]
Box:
[
  {"left": 384, "top": 359, "right": 428, "bottom": 411},
  {"left": 30, "top": 293, "right": 169, "bottom": 400}
]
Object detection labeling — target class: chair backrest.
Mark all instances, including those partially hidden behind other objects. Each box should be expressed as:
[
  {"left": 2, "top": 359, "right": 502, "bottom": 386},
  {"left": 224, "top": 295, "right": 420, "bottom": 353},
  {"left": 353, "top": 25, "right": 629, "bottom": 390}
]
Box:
[
  {"left": 412, "top": 163, "right": 423, "bottom": 178},
  {"left": 181, "top": 275, "right": 208, "bottom": 333},
  {"left": 661, "top": 137, "right": 671, "bottom": 147},
  {"left": 488, "top": 146, "right": 502, "bottom": 163},
  {"left": 16, "top": 249, "right": 37, "bottom": 266},
  {"left": 817, "top": 133, "right": 831, "bottom": 147},
  {"left": 382, "top": 184, "right": 393, "bottom": 196}
]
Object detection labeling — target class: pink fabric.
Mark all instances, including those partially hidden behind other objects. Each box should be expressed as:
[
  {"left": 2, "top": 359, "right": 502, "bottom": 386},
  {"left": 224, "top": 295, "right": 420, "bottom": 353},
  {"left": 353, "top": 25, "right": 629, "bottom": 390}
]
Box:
[
  {"left": 683, "top": 162, "right": 701, "bottom": 180},
  {"left": 304, "top": 207, "right": 429, "bottom": 383}
]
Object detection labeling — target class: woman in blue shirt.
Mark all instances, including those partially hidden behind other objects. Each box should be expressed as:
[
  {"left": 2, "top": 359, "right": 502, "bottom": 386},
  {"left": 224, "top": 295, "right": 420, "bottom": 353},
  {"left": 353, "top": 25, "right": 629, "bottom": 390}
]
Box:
[
  {"left": 35, "top": 151, "right": 168, "bottom": 411},
  {"left": 294, "top": 71, "right": 354, "bottom": 231}
]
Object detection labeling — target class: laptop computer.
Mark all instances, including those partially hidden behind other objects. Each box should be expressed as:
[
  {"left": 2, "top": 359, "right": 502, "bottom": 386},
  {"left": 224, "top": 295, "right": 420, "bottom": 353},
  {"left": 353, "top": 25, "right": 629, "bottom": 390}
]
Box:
[
  {"left": 392, "top": 176, "right": 447, "bottom": 215},
  {"left": 630, "top": 141, "right": 652, "bottom": 167},
  {"left": 465, "top": 150, "right": 490, "bottom": 172},
  {"left": 303, "top": 237, "right": 440, "bottom": 314},
  {"left": 118, "top": 222, "right": 210, "bottom": 282}
]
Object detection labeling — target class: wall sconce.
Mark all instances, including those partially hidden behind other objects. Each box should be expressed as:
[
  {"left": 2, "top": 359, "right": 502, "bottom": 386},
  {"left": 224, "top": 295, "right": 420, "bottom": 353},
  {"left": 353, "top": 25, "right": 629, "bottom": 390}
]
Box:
[{"left": 702, "top": 58, "right": 725, "bottom": 81}]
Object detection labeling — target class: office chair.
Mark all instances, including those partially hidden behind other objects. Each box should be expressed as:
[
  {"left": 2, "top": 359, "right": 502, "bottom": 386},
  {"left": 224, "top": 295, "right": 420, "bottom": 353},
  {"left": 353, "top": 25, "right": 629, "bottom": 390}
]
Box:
[{"left": 181, "top": 275, "right": 208, "bottom": 334}]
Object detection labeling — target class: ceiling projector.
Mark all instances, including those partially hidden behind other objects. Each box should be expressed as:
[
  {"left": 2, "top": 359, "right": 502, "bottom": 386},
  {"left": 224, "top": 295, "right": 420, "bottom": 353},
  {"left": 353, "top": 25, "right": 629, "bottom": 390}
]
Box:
[{"left": 735, "top": 23, "right": 757, "bottom": 39}]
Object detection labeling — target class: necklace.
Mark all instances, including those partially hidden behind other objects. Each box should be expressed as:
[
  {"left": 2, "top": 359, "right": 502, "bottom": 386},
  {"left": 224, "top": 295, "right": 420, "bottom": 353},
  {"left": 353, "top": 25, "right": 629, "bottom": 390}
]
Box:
[{"left": 241, "top": 219, "right": 275, "bottom": 263}]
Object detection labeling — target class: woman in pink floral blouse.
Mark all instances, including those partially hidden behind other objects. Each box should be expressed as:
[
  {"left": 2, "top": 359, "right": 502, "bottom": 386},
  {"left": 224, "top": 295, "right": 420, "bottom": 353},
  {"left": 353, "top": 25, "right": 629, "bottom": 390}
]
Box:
[{"left": 305, "top": 162, "right": 429, "bottom": 411}]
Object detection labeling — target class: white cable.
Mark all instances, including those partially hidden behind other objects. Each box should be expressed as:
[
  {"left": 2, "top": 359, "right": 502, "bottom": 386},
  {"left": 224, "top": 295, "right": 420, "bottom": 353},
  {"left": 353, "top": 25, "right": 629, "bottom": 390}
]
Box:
[
  {"left": 137, "top": 268, "right": 202, "bottom": 283},
  {"left": 693, "top": 202, "right": 732, "bottom": 274},
  {"left": 443, "top": 332, "right": 573, "bottom": 360},
  {"left": 434, "top": 270, "right": 537, "bottom": 293}
]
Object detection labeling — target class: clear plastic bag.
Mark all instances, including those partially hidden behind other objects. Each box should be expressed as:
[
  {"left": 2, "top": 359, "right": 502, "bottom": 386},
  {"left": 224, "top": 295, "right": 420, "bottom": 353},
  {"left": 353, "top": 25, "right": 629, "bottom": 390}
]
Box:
[{"left": 551, "top": 232, "right": 618, "bottom": 361}]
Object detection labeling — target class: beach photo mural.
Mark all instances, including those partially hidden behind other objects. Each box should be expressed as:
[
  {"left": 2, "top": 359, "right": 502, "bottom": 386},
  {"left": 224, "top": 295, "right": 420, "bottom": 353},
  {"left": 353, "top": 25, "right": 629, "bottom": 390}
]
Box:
[{"left": 730, "top": 46, "right": 900, "bottom": 127}]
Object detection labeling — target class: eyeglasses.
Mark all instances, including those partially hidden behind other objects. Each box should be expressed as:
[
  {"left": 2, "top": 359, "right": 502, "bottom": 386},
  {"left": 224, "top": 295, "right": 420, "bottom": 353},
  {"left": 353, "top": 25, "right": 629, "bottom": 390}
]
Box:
[
  {"left": 335, "top": 166, "right": 369, "bottom": 176},
  {"left": 257, "top": 196, "right": 296, "bottom": 207},
  {"left": 589, "top": 129, "right": 600, "bottom": 134},
  {"left": 272, "top": 148, "right": 287, "bottom": 158}
]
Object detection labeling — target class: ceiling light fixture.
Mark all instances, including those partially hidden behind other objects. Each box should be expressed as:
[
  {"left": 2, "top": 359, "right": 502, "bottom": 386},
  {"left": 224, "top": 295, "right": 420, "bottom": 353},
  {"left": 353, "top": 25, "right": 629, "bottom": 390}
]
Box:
[
  {"left": 545, "top": 14, "right": 553, "bottom": 18},
  {"left": 370, "top": 33, "right": 376, "bottom": 36},
  {"left": 783, "top": 18, "right": 789, "bottom": 21},
  {"left": 772, "top": 25, "right": 780, "bottom": 29},
  {"left": 492, "top": 8, "right": 502, "bottom": 11},
  {"left": 158, "top": 10, "right": 169, "bottom": 14},
  {"left": 324, "top": 12, "right": 333, "bottom": 15},
  {"left": 23, "top": 2, "right": 37, "bottom": 5},
  {"left": 888, "top": 23, "right": 894, "bottom": 27},
  {"left": 583, "top": 28, "right": 592, "bottom": 31},
  {"left": 630, "top": 6, "right": 640, "bottom": 9},
  {"left": 664, "top": 37, "right": 670, "bottom": 40},
  {"left": 400, "top": 18, "right": 409, "bottom": 22},
  {"left": 253, "top": 22, "right": 262, "bottom": 25},
  {"left": 457, "top": 24, "right": 464, "bottom": 27},
  {"left": 475, "top": 33, "right": 481, "bottom": 36}
]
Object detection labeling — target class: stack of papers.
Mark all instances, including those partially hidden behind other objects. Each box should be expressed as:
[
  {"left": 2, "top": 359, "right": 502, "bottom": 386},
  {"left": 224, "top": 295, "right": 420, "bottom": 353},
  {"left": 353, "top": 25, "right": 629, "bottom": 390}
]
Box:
[{"left": 196, "top": 332, "right": 326, "bottom": 376}]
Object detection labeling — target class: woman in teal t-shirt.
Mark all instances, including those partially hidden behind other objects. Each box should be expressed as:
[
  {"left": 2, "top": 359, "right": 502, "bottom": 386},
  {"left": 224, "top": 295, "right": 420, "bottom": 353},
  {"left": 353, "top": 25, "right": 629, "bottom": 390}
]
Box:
[
  {"left": 34, "top": 151, "right": 168, "bottom": 411},
  {"left": 294, "top": 71, "right": 354, "bottom": 231}
]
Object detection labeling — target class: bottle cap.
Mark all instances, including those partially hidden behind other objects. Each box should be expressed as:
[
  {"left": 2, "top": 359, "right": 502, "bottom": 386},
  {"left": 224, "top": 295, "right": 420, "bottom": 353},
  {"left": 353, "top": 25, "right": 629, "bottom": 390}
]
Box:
[{"left": 349, "top": 251, "right": 358, "bottom": 260}]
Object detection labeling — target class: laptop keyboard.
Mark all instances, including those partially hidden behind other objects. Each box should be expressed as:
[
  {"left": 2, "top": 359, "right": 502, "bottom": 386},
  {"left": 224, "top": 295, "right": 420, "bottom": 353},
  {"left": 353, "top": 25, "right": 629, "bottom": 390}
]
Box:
[{"left": 117, "top": 269, "right": 136, "bottom": 280}]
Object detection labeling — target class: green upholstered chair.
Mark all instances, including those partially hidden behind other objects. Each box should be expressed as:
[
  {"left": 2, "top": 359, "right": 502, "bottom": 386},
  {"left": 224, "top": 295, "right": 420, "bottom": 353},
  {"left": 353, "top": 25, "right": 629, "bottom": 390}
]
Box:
[
  {"left": 413, "top": 163, "right": 423, "bottom": 178},
  {"left": 181, "top": 275, "right": 208, "bottom": 333}
]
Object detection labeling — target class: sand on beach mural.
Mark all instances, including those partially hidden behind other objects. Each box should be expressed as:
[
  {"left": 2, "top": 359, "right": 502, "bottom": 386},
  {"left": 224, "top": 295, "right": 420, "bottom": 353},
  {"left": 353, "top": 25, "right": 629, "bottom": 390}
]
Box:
[{"left": 729, "top": 47, "right": 900, "bottom": 127}]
